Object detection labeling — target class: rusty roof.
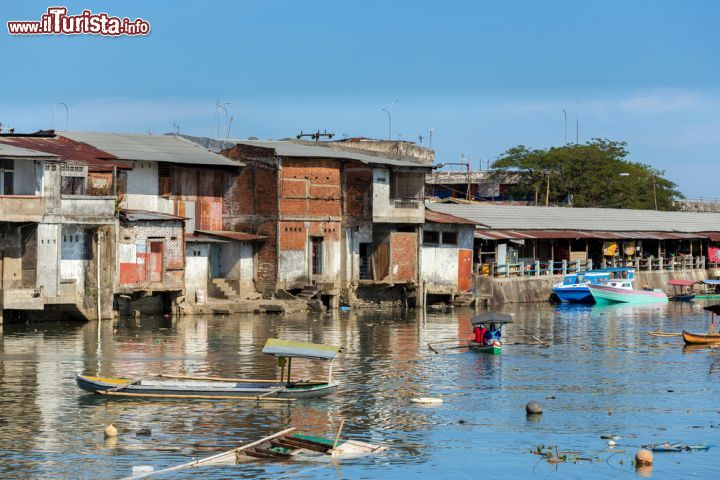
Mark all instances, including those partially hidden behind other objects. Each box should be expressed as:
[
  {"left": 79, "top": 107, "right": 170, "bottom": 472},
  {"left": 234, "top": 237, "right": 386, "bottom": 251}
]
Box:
[
  {"left": 0, "top": 136, "right": 131, "bottom": 172},
  {"left": 120, "top": 209, "right": 186, "bottom": 222},
  {"left": 195, "top": 230, "right": 266, "bottom": 241},
  {"left": 425, "top": 210, "right": 480, "bottom": 225}
]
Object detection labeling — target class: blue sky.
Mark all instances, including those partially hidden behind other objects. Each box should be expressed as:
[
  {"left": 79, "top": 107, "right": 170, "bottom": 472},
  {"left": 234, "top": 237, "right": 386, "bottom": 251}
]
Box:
[{"left": 1, "top": 0, "right": 719, "bottom": 197}]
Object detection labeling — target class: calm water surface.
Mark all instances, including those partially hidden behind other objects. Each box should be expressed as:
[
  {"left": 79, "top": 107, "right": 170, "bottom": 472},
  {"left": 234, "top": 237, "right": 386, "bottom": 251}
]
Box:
[{"left": 1, "top": 302, "right": 719, "bottom": 479}]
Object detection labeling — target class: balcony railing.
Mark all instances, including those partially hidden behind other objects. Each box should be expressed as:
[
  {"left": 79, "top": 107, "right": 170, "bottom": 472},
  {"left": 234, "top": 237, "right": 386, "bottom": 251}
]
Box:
[{"left": 477, "top": 256, "right": 707, "bottom": 277}]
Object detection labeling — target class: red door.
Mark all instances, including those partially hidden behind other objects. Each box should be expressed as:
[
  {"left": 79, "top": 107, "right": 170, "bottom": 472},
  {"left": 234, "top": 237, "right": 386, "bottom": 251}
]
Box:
[
  {"left": 458, "top": 249, "right": 472, "bottom": 291},
  {"left": 148, "top": 241, "right": 164, "bottom": 283}
]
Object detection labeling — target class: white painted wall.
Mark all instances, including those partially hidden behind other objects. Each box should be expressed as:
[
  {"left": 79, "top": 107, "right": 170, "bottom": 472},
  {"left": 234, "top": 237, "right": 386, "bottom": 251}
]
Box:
[
  {"left": 420, "top": 224, "right": 474, "bottom": 293},
  {"left": 279, "top": 249, "right": 306, "bottom": 285},
  {"left": 60, "top": 225, "right": 91, "bottom": 297},
  {"left": 421, "top": 246, "right": 459, "bottom": 292},
  {"left": 37, "top": 224, "right": 59, "bottom": 296},
  {"left": 371, "top": 167, "right": 424, "bottom": 224},
  {"left": 185, "top": 243, "right": 209, "bottom": 303},
  {"left": 121, "top": 161, "right": 174, "bottom": 214}
]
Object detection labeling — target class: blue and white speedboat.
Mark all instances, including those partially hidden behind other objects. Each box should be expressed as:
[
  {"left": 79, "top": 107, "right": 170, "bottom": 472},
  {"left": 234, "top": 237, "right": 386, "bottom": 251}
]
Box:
[{"left": 552, "top": 268, "right": 635, "bottom": 303}]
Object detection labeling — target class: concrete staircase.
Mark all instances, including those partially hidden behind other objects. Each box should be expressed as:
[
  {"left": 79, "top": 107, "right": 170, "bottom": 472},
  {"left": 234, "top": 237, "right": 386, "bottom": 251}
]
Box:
[
  {"left": 297, "top": 285, "right": 320, "bottom": 300},
  {"left": 452, "top": 292, "right": 476, "bottom": 307},
  {"left": 209, "top": 278, "right": 242, "bottom": 300}
]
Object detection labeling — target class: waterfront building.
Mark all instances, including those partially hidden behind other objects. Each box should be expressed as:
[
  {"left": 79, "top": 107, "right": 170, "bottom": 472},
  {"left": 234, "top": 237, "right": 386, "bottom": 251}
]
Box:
[
  {"left": 0, "top": 135, "right": 126, "bottom": 322},
  {"left": 219, "top": 139, "right": 433, "bottom": 307}
]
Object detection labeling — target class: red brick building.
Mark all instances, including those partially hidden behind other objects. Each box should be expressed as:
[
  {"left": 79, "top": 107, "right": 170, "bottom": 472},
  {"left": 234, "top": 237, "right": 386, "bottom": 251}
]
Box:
[{"left": 221, "top": 140, "right": 432, "bottom": 306}]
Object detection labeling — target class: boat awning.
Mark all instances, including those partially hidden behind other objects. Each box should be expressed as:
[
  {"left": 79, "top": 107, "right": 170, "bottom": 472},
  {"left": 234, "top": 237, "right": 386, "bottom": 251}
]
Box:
[
  {"left": 262, "top": 339, "right": 341, "bottom": 360},
  {"left": 471, "top": 311, "right": 513, "bottom": 325},
  {"left": 668, "top": 279, "right": 695, "bottom": 286},
  {"left": 703, "top": 280, "right": 720, "bottom": 285},
  {"left": 703, "top": 304, "right": 720, "bottom": 315}
]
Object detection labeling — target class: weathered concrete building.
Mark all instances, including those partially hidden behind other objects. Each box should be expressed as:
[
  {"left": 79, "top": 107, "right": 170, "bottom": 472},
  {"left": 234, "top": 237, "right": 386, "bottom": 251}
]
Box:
[
  {"left": 0, "top": 136, "right": 126, "bottom": 322},
  {"left": 220, "top": 140, "right": 433, "bottom": 307},
  {"left": 421, "top": 210, "right": 477, "bottom": 300},
  {"left": 59, "top": 132, "right": 251, "bottom": 312}
]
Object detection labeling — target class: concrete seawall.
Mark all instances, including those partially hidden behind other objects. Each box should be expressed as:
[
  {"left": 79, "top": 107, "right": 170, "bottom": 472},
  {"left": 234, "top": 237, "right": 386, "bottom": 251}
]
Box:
[{"left": 475, "top": 269, "right": 719, "bottom": 304}]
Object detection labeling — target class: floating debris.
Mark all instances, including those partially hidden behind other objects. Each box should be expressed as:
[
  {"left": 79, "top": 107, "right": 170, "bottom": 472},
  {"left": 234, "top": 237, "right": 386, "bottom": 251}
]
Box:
[{"left": 411, "top": 397, "right": 443, "bottom": 404}]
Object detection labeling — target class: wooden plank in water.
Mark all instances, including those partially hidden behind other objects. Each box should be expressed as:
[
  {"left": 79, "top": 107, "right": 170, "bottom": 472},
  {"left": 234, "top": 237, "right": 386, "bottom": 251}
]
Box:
[{"left": 122, "top": 428, "right": 296, "bottom": 479}]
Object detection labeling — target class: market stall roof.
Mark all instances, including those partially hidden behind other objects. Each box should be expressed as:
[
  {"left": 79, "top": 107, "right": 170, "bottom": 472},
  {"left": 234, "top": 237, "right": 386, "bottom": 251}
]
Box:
[
  {"left": 427, "top": 203, "right": 720, "bottom": 234},
  {"left": 668, "top": 279, "right": 695, "bottom": 286},
  {"left": 474, "top": 229, "right": 708, "bottom": 241},
  {"left": 262, "top": 339, "right": 341, "bottom": 360}
]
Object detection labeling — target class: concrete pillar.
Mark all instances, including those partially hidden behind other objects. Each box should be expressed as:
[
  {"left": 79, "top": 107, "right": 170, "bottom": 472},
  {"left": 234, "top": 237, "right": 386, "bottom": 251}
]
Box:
[
  {"left": 562, "top": 259, "right": 567, "bottom": 274},
  {"left": 535, "top": 261, "right": 540, "bottom": 276}
]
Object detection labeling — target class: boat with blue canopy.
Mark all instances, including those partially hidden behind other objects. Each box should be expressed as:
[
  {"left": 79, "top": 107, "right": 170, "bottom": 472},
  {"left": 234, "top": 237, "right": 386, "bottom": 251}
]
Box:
[
  {"left": 552, "top": 268, "right": 635, "bottom": 303},
  {"left": 468, "top": 311, "right": 513, "bottom": 355},
  {"left": 76, "top": 338, "right": 341, "bottom": 400}
]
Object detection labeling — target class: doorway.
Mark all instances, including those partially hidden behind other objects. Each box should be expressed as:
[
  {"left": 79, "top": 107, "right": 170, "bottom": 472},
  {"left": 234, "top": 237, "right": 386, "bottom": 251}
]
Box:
[
  {"left": 311, "top": 237, "right": 323, "bottom": 275},
  {"left": 147, "top": 240, "right": 164, "bottom": 283}
]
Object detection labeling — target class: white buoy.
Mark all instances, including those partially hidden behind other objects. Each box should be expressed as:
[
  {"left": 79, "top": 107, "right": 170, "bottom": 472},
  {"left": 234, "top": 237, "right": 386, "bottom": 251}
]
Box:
[
  {"left": 104, "top": 424, "right": 118, "bottom": 437},
  {"left": 410, "top": 397, "right": 443, "bottom": 404},
  {"left": 608, "top": 440, "right": 616, "bottom": 447}
]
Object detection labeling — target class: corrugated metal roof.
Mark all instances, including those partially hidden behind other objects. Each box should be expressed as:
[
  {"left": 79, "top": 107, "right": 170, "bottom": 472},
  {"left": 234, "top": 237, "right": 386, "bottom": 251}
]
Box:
[
  {"left": 59, "top": 132, "right": 242, "bottom": 167},
  {"left": 262, "top": 338, "right": 341, "bottom": 360},
  {"left": 0, "top": 142, "right": 58, "bottom": 159},
  {"left": 228, "top": 140, "right": 433, "bottom": 169},
  {"left": 474, "top": 229, "right": 709, "bottom": 240},
  {"left": 700, "top": 232, "right": 720, "bottom": 242},
  {"left": 195, "top": 230, "right": 265, "bottom": 242},
  {"left": 428, "top": 203, "right": 720, "bottom": 234},
  {"left": 0, "top": 136, "right": 130, "bottom": 172},
  {"left": 120, "top": 209, "right": 185, "bottom": 222},
  {"left": 185, "top": 233, "right": 229, "bottom": 243},
  {"left": 425, "top": 210, "right": 479, "bottom": 225}
]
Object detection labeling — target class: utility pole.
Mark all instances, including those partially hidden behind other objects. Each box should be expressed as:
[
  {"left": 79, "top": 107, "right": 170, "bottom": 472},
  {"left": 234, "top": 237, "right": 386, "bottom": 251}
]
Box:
[
  {"left": 545, "top": 171, "right": 551, "bottom": 207},
  {"left": 575, "top": 101, "right": 580, "bottom": 144},
  {"left": 562, "top": 109, "right": 567, "bottom": 144},
  {"left": 382, "top": 99, "right": 398, "bottom": 139},
  {"left": 651, "top": 174, "right": 658, "bottom": 211}
]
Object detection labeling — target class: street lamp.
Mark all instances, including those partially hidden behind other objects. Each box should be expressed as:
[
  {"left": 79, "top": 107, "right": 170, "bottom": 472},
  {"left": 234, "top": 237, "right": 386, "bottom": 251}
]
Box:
[
  {"left": 436, "top": 160, "right": 471, "bottom": 200},
  {"left": 382, "top": 99, "right": 399, "bottom": 140},
  {"left": 620, "top": 172, "right": 657, "bottom": 210},
  {"left": 52, "top": 102, "right": 69, "bottom": 130}
]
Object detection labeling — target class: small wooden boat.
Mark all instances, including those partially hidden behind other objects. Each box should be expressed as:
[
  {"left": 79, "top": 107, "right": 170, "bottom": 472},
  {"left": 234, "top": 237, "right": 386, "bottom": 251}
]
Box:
[
  {"left": 123, "top": 427, "right": 386, "bottom": 479},
  {"left": 682, "top": 331, "right": 720, "bottom": 345},
  {"left": 467, "top": 311, "right": 512, "bottom": 355},
  {"left": 667, "top": 279, "right": 696, "bottom": 301},
  {"left": 588, "top": 281, "right": 668, "bottom": 304},
  {"left": 77, "top": 339, "right": 341, "bottom": 400},
  {"left": 682, "top": 304, "right": 720, "bottom": 345}
]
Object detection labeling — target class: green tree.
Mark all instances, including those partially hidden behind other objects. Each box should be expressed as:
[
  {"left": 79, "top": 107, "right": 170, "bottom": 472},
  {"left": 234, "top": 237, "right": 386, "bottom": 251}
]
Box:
[{"left": 491, "top": 139, "right": 683, "bottom": 210}]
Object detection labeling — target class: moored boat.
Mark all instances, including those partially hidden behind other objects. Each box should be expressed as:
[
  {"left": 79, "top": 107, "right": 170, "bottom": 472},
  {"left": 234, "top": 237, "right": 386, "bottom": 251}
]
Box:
[
  {"left": 552, "top": 268, "right": 635, "bottom": 303},
  {"left": 682, "top": 331, "right": 720, "bottom": 345},
  {"left": 467, "top": 311, "right": 512, "bottom": 355},
  {"left": 682, "top": 304, "right": 720, "bottom": 345},
  {"left": 588, "top": 280, "right": 668, "bottom": 304},
  {"left": 667, "top": 279, "right": 695, "bottom": 301},
  {"left": 76, "top": 338, "right": 341, "bottom": 400}
]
